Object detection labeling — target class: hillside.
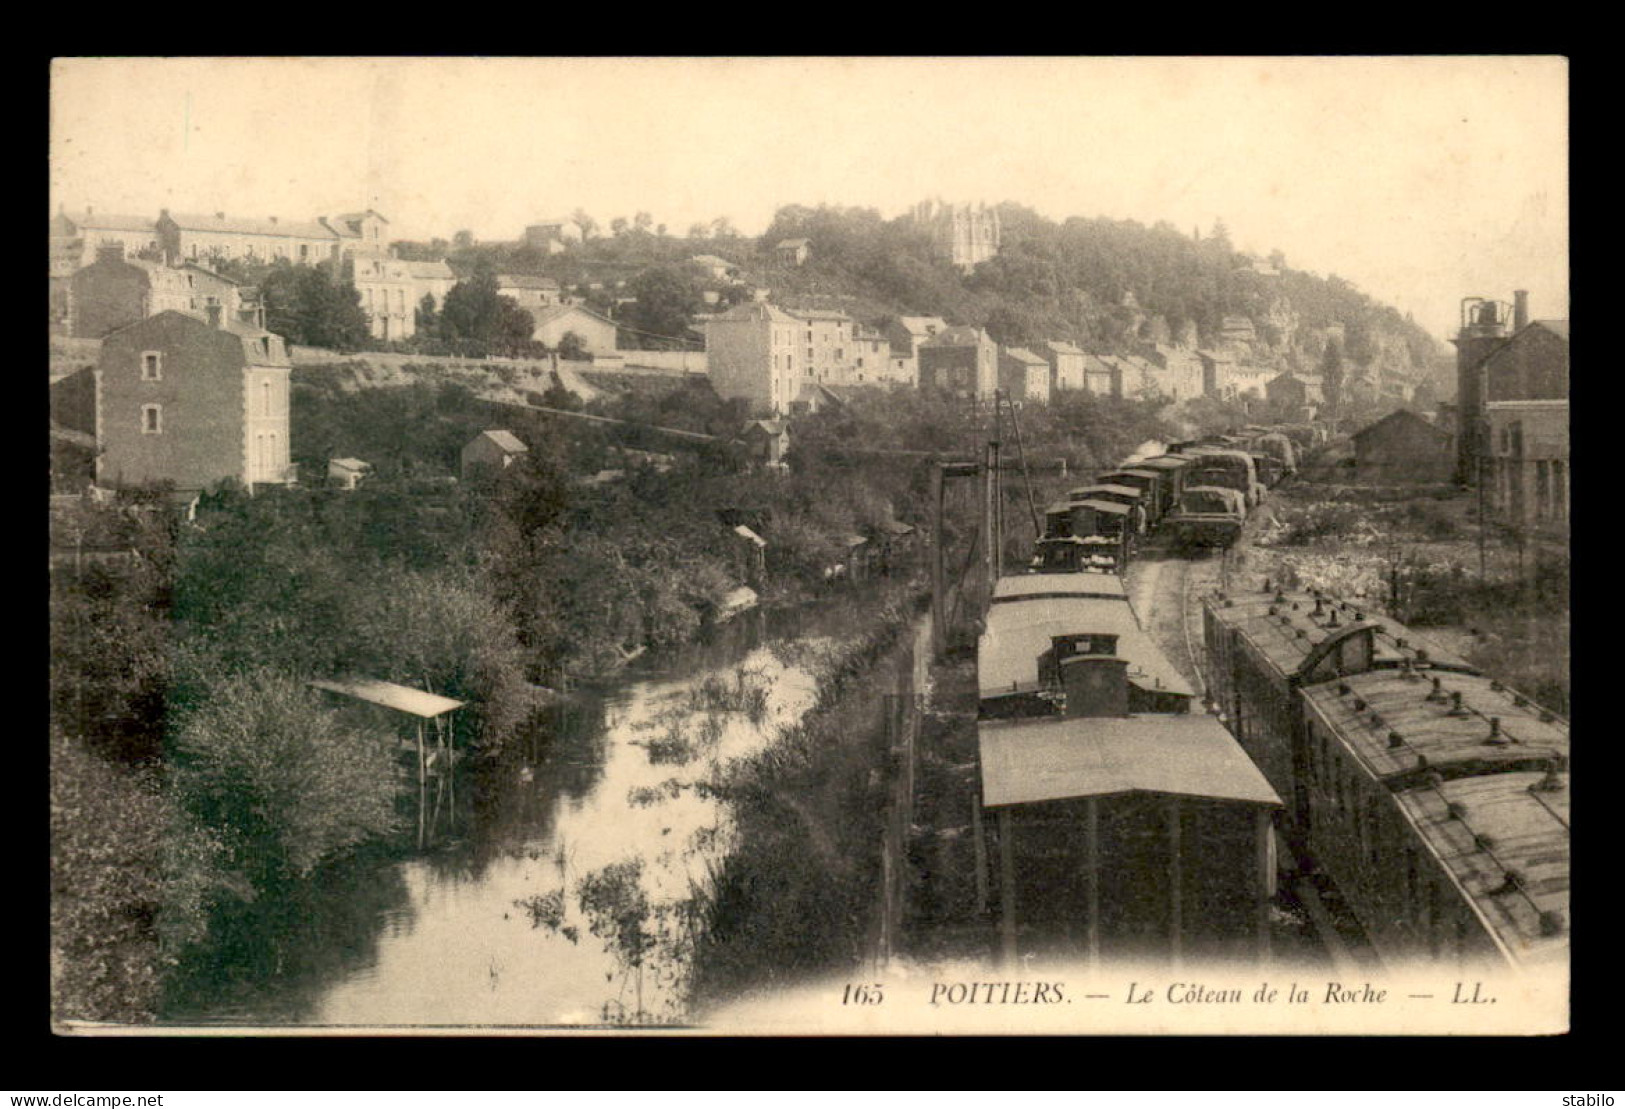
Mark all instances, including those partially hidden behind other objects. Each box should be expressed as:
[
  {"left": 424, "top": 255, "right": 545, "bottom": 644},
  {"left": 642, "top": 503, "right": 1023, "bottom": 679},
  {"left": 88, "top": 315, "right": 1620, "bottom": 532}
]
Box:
[{"left": 409, "top": 203, "right": 1444, "bottom": 384}]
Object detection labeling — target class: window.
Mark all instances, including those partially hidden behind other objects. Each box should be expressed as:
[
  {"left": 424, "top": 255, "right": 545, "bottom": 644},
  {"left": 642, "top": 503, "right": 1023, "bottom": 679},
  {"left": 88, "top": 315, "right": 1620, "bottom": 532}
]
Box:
[
  {"left": 141, "top": 404, "right": 162, "bottom": 434},
  {"left": 141, "top": 352, "right": 162, "bottom": 381},
  {"left": 300, "top": 244, "right": 309, "bottom": 261},
  {"left": 262, "top": 379, "right": 273, "bottom": 416}
]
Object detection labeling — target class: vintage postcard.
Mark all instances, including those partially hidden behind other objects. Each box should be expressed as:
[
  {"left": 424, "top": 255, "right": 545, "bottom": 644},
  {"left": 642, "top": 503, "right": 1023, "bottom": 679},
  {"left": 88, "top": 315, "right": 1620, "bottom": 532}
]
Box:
[{"left": 48, "top": 55, "right": 1569, "bottom": 1036}]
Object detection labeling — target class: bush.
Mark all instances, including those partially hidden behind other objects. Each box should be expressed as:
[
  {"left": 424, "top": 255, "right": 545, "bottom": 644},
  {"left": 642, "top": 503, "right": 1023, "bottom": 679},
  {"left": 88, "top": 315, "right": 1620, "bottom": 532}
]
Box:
[{"left": 168, "top": 670, "right": 404, "bottom": 891}]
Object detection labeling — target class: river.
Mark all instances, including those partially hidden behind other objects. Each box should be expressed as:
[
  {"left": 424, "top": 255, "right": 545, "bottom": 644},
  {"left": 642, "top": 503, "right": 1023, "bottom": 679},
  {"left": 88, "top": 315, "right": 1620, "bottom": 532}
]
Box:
[{"left": 162, "top": 593, "right": 910, "bottom": 1028}]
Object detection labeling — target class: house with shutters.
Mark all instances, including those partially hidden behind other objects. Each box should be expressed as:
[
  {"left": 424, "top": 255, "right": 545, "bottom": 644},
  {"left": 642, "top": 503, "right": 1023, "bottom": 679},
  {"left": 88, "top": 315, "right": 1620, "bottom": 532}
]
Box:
[
  {"left": 918, "top": 326, "right": 998, "bottom": 400},
  {"left": 95, "top": 308, "right": 294, "bottom": 494}
]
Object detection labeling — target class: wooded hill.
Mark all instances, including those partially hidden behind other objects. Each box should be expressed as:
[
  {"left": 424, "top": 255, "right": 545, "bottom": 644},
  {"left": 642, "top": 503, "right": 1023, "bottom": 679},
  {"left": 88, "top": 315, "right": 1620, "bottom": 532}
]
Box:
[{"left": 403, "top": 202, "right": 1444, "bottom": 379}]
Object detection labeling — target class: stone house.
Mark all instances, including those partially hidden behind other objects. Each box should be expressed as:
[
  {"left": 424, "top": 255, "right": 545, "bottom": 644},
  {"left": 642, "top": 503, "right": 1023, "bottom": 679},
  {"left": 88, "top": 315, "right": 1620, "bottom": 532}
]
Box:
[
  {"left": 96, "top": 309, "right": 294, "bottom": 493},
  {"left": 1079, "top": 354, "right": 1123, "bottom": 398},
  {"left": 918, "top": 326, "right": 998, "bottom": 400},
  {"left": 523, "top": 220, "right": 584, "bottom": 253},
  {"left": 882, "top": 316, "right": 949, "bottom": 385},
  {"left": 156, "top": 210, "right": 342, "bottom": 266},
  {"left": 1039, "top": 340, "right": 1086, "bottom": 393},
  {"left": 72, "top": 246, "right": 253, "bottom": 339},
  {"left": 529, "top": 304, "right": 619, "bottom": 354},
  {"left": 1481, "top": 319, "right": 1568, "bottom": 527},
  {"left": 998, "top": 346, "right": 1051, "bottom": 405},
  {"left": 775, "top": 239, "right": 810, "bottom": 266}
]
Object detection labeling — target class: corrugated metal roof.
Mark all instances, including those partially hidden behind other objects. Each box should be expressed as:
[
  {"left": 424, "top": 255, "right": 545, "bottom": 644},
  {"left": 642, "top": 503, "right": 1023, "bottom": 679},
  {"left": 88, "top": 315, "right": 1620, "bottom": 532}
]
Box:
[
  {"left": 979, "top": 714, "right": 1282, "bottom": 807},
  {"left": 309, "top": 678, "right": 465, "bottom": 718}
]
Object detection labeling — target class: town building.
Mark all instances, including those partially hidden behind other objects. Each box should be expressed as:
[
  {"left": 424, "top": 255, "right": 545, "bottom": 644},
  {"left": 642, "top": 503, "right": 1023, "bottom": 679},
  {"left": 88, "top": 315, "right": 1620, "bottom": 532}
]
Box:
[
  {"left": 850, "top": 324, "right": 896, "bottom": 385},
  {"left": 999, "top": 346, "right": 1051, "bottom": 405},
  {"left": 327, "top": 457, "right": 372, "bottom": 490},
  {"left": 775, "top": 238, "right": 811, "bottom": 267},
  {"left": 496, "top": 273, "right": 565, "bottom": 316},
  {"left": 523, "top": 220, "right": 584, "bottom": 253},
  {"left": 1265, "top": 371, "right": 1325, "bottom": 419},
  {"left": 1138, "top": 343, "right": 1204, "bottom": 400},
  {"left": 528, "top": 304, "right": 619, "bottom": 354},
  {"left": 156, "top": 210, "right": 343, "bottom": 266},
  {"left": 51, "top": 208, "right": 161, "bottom": 272},
  {"left": 1480, "top": 316, "right": 1568, "bottom": 527},
  {"left": 1227, "top": 362, "right": 1276, "bottom": 402},
  {"left": 352, "top": 254, "right": 417, "bottom": 341},
  {"left": 95, "top": 308, "right": 294, "bottom": 494},
  {"left": 404, "top": 259, "right": 457, "bottom": 309},
  {"left": 1350, "top": 408, "right": 1454, "bottom": 484},
  {"left": 1039, "top": 340, "right": 1086, "bottom": 393},
  {"left": 1219, "top": 315, "right": 1259, "bottom": 348},
  {"left": 321, "top": 210, "right": 390, "bottom": 258},
  {"left": 917, "top": 326, "right": 999, "bottom": 400},
  {"left": 909, "top": 198, "right": 1001, "bottom": 270},
  {"left": 71, "top": 246, "right": 256, "bottom": 339},
  {"left": 1079, "top": 353, "right": 1123, "bottom": 399},
  {"left": 882, "top": 316, "right": 949, "bottom": 386},
  {"left": 461, "top": 429, "right": 529, "bottom": 481},
  {"left": 1196, "top": 349, "right": 1238, "bottom": 398}
]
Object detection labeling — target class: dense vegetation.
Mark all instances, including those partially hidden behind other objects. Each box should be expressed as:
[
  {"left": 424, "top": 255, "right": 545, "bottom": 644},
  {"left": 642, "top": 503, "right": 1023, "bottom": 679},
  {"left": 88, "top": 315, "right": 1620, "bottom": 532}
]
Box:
[
  {"left": 57, "top": 368, "right": 1178, "bottom": 1020},
  {"left": 394, "top": 202, "right": 1441, "bottom": 378}
]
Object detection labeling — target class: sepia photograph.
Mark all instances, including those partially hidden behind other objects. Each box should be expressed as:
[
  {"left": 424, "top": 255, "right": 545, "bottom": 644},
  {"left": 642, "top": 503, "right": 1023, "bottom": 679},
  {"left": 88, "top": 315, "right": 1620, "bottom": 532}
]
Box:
[{"left": 47, "top": 55, "right": 1569, "bottom": 1036}]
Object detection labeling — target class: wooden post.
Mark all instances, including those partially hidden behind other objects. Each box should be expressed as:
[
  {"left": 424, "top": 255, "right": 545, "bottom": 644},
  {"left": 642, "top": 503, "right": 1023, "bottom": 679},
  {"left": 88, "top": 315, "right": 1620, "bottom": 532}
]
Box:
[
  {"left": 985, "top": 441, "right": 1001, "bottom": 594},
  {"left": 1168, "top": 798, "right": 1182, "bottom": 968},
  {"left": 1256, "top": 809, "right": 1275, "bottom": 965},
  {"left": 998, "top": 807, "right": 1018, "bottom": 969},
  {"left": 416, "top": 718, "right": 426, "bottom": 849},
  {"left": 971, "top": 790, "right": 989, "bottom": 915},
  {"left": 932, "top": 463, "right": 947, "bottom": 659},
  {"left": 1086, "top": 797, "right": 1101, "bottom": 968}
]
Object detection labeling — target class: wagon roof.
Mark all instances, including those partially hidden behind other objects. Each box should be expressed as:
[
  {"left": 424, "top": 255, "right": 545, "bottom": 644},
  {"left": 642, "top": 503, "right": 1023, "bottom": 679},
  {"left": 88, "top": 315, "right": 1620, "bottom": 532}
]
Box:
[{"left": 979, "top": 713, "right": 1282, "bottom": 807}]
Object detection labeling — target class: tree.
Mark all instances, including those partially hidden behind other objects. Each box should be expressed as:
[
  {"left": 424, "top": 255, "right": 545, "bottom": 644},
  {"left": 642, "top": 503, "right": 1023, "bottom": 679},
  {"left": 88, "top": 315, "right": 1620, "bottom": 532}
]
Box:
[
  {"left": 439, "top": 264, "right": 534, "bottom": 349},
  {"left": 621, "top": 265, "right": 705, "bottom": 345},
  {"left": 415, "top": 293, "right": 439, "bottom": 336},
  {"left": 610, "top": 217, "right": 629, "bottom": 237},
  {"left": 453, "top": 230, "right": 476, "bottom": 250},
  {"left": 557, "top": 331, "right": 589, "bottom": 361},
  {"left": 710, "top": 216, "right": 738, "bottom": 239},
  {"left": 687, "top": 223, "right": 709, "bottom": 240},
  {"left": 571, "top": 208, "right": 599, "bottom": 240},
  {"left": 1320, "top": 339, "right": 1345, "bottom": 415},
  {"left": 168, "top": 669, "right": 402, "bottom": 889},
  {"left": 633, "top": 211, "right": 654, "bottom": 233},
  {"left": 260, "top": 262, "right": 369, "bottom": 350}
]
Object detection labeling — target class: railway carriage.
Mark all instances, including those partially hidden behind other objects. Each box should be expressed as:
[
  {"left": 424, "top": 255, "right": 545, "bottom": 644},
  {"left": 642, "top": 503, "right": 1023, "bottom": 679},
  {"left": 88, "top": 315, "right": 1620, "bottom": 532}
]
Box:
[
  {"left": 1095, "top": 466, "right": 1168, "bottom": 525},
  {"left": 1204, "top": 586, "right": 1569, "bottom": 973},
  {"left": 977, "top": 571, "right": 1282, "bottom": 964}
]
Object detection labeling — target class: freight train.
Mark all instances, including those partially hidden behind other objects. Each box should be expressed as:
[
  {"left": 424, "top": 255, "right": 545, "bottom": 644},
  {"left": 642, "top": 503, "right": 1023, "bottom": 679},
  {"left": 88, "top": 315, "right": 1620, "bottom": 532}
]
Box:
[
  {"left": 1203, "top": 585, "right": 1569, "bottom": 973},
  {"left": 1036, "top": 424, "right": 1311, "bottom": 560}
]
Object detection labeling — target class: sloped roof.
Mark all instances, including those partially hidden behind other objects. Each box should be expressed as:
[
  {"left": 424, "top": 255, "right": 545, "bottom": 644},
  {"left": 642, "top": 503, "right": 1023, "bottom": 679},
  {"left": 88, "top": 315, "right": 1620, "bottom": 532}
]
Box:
[
  {"left": 1042, "top": 340, "right": 1084, "bottom": 355},
  {"left": 776, "top": 238, "right": 810, "bottom": 248},
  {"left": 894, "top": 315, "right": 949, "bottom": 336},
  {"left": 474, "top": 429, "right": 528, "bottom": 453},
  {"left": 923, "top": 325, "right": 988, "bottom": 347},
  {"left": 403, "top": 259, "right": 456, "bottom": 280},
  {"left": 1531, "top": 319, "right": 1568, "bottom": 341},
  {"left": 1352, "top": 407, "right": 1451, "bottom": 443},
  {"left": 709, "top": 302, "right": 801, "bottom": 325},
  {"left": 1002, "top": 346, "right": 1047, "bottom": 365},
  {"left": 165, "top": 212, "right": 338, "bottom": 239},
  {"left": 531, "top": 304, "right": 618, "bottom": 329},
  {"left": 979, "top": 714, "right": 1282, "bottom": 808},
  {"left": 68, "top": 212, "right": 155, "bottom": 233}
]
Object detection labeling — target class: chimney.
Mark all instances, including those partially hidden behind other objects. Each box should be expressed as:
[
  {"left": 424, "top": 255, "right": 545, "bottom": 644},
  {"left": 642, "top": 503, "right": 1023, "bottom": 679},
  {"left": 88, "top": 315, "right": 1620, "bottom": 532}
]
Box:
[
  {"left": 206, "top": 303, "right": 222, "bottom": 329},
  {"left": 1059, "top": 653, "right": 1129, "bottom": 718},
  {"left": 1513, "top": 289, "right": 1529, "bottom": 331}
]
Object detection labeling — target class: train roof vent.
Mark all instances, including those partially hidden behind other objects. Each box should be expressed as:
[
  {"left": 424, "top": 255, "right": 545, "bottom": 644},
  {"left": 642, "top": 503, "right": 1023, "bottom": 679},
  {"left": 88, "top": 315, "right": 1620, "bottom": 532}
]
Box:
[
  {"left": 1513, "top": 694, "right": 1529, "bottom": 708},
  {"left": 1539, "top": 709, "right": 1557, "bottom": 724},
  {"left": 1448, "top": 690, "right": 1471, "bottom": 717},
  {"left": 1291, "top": 602, "right": 1300, "bottom": 611},
  {"left": 1268, "top": 605, "right": 1278, "bottom": 616},
  {"left": 1540, "top": 911, "right": 1566, "bottom": 936},
  {"left": 1490, "top": 679, "right": 1505, "bottom": 692},
  {"left": 1396, "top": 636, "right": 1408, "bottom": 649},
  {"left": 1353, "top": 697, "right": 1368, "bottom": 711},
  {"left": 1426, "top": 677, "right": 1447, "bottom": 703},
  {"left": 1490, "top": 868, "right": 1525, "bottom": 895},
  {"left": 1446, "top": 802, "right": 1467, "bottom": 820},
  {"left": 1263, "top": 577, "right": 1273, "bottom": 592},
  {"left": 1388, "top": 730, "right": 1405, "bottom": 749},
  {"left": 1327, "top": 610, "right": 1341, "bottom": 628},
  {"left": 1474, "top": 832, "right": 1497, "bottom": 852},
  {"left": 1531, "top": 765, "right": 1566, "bottom": 793},
  {"left": 1416, "top": 648, "right": 1430, "bottom": 663},
  {"left": 1338, "top": 681, "right": 1351, "bottom": 696},
  {"left": 1484, "top": 717, "right": 1507, "bottom": 746}
]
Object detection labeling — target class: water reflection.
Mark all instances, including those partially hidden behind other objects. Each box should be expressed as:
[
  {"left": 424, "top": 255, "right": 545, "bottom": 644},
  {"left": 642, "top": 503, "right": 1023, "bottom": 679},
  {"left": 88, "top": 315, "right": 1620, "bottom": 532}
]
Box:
[{"left": 165, "top": 596, "right": 877, "bottom": 1027}]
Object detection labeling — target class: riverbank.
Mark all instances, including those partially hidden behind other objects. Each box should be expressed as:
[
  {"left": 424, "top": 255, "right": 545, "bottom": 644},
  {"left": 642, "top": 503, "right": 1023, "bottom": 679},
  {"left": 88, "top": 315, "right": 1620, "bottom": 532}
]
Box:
[{"left": 688, "top": 578, "right": 929, "bottom": 1012}]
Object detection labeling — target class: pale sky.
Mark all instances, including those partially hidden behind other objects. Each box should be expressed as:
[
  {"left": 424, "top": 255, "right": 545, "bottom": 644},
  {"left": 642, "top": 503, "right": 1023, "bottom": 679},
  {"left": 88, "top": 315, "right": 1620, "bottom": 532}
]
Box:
[{"left": 51, "top": 56, "right": 1567, "bottom": 341}]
